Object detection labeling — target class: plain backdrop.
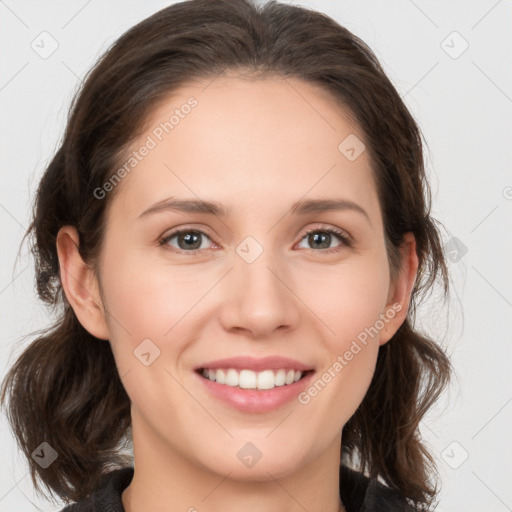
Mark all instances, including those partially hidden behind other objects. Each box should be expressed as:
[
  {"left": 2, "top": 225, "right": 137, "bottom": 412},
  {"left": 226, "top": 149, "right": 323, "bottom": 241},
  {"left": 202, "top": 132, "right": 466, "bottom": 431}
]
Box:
[{"left": 1, "top": 1, "right": 511, "bottom": 511}]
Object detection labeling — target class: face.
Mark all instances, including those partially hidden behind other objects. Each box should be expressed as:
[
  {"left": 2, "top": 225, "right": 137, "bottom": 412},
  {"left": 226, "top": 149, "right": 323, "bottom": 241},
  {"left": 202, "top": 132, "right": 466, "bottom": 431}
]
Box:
[{"left": 62, "top": 74, "right": 413, "bottom": 482}]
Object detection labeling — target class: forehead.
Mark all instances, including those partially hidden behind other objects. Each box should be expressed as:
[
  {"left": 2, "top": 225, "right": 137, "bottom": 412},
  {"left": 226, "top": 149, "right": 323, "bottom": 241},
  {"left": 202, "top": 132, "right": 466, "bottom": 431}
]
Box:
[{"left": 108, "top": 74, "right": 379, "bottom": 222}]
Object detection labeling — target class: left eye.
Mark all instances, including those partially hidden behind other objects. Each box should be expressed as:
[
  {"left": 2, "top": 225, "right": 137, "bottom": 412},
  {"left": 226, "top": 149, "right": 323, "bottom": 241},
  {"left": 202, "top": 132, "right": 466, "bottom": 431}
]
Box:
[{"left": 159, "top": 229, "right": 213, "bottom": 253}]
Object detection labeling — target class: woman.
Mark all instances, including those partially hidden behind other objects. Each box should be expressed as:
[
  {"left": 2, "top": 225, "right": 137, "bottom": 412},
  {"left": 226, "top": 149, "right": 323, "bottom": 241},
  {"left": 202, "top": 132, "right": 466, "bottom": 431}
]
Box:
[{"left": 0, "top": 1, "right": 451, "bottom": 511}]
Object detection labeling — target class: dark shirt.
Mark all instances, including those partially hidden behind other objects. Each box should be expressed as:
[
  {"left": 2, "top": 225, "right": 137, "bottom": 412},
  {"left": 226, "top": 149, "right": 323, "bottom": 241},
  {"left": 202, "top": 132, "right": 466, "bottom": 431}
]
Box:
[{"left": 59, "top": 465, "right": 420, "bottom": 512}]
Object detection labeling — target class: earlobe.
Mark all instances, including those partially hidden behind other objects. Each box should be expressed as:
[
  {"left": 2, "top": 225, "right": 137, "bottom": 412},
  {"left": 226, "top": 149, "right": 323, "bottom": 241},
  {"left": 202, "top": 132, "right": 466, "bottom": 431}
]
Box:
[
  {"left": 56, "top": 226, "right": 110, "bottom": 340},
  {"left": 379, "top": 233, "right": 419, "bottom": 346}
]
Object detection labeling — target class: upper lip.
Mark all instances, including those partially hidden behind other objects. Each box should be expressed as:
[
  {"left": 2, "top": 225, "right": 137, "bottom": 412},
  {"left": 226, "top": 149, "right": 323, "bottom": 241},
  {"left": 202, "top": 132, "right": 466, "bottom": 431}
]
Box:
[{"left": 195, "top": 356, "right": 314, "bottom": 372}]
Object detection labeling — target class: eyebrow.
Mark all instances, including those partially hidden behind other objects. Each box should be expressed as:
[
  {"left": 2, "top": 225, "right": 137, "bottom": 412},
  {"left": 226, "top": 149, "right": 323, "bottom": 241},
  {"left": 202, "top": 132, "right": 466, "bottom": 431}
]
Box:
[{"left": 138, "top": 197, "right": 370, "bottom": 223}]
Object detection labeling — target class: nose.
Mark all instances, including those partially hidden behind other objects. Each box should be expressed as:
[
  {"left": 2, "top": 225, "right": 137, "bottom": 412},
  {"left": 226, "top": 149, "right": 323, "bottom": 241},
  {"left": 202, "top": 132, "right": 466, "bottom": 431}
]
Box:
[{"left": 218, "top": 248, "right": 301, "bottom": 339}]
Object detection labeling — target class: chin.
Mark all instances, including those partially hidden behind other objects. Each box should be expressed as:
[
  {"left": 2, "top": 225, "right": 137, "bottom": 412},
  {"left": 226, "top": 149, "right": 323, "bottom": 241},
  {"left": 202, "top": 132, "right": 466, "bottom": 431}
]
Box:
[{"left": 202, "top": 446, "right": 307, "bottom": 481}]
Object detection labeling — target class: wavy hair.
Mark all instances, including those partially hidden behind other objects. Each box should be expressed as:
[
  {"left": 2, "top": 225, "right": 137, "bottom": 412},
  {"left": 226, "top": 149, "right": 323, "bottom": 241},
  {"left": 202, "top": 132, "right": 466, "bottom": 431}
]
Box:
[{"left": 1, "top": 0, "right": 451, "bottom": 507}]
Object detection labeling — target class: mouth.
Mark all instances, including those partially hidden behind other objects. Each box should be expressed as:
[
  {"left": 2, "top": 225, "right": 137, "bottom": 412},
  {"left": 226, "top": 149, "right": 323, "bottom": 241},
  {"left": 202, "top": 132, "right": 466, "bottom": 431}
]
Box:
[
  {"left": 195, "top": 367, "right": 315, "bottom": 391},
  {"left": 193, "top": 355, "right": 316, "bottom": 412}
]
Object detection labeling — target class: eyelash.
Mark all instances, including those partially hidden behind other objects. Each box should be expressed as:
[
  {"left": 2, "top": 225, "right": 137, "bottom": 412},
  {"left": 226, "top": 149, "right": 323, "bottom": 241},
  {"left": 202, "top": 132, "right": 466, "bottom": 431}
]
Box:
[{"left": 158, "top": 225, "right": 352, "bottom": 256}]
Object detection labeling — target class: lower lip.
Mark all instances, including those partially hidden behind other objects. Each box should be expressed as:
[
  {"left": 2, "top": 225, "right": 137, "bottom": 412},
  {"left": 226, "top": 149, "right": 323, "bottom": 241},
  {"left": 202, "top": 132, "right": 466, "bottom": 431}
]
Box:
[{"left": 195, "top": 370, "right": 315, "bottom": 413}]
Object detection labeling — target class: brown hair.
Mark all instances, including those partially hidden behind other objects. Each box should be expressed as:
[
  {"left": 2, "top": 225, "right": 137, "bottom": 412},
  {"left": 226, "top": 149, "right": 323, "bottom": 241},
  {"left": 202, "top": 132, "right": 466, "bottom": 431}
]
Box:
[{"left": 1, "top": 0, "right": 451, "bottom": 508}]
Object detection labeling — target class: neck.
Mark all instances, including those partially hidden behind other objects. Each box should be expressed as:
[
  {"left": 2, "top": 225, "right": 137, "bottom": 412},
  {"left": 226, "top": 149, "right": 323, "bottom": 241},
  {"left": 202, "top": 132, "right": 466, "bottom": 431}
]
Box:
[{"left": 122, "top": 411, "right": 346, "bottom": 512}]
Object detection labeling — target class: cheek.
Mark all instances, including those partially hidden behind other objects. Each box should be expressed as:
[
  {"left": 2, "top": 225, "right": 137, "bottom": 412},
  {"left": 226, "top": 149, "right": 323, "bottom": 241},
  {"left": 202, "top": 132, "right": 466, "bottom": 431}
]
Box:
[
  {"left": 97, "top": 249, "right": 195, "bottom": 371},
  {"left": 297, "top": 266, "right": 387, "bottom": 428},
  {"left": 303, "top": 255, "right": 391, "bottom": 344},
  {"left": 100, "top": 243, "right": 210, "bottom": 332},
  {"left": 98, "top": 253, "right": 201, "bottom": 418},
  {"left": 301, "top": 255, "right": 388, "bottom": 402}
]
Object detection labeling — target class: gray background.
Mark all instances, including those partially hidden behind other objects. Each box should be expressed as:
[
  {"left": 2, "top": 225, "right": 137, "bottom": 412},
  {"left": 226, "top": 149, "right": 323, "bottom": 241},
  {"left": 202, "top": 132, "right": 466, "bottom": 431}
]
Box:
[{"left": 1, "top": 1, "right": 511, "bottom": 510}]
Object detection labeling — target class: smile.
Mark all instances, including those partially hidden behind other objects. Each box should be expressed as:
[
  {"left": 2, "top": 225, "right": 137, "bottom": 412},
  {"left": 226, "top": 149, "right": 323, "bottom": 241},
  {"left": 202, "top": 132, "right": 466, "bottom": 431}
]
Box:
[
  {"left": 198, "top": 368, "right": 310, "bottom": 390},
  {"left": 195, "top": 366, "right": 316, "bottom": 413}
]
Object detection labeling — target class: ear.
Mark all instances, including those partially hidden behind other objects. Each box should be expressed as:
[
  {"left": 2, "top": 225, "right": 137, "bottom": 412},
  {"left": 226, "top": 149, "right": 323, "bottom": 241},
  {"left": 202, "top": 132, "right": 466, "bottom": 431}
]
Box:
[
  {"left": 379, "top": 232, "right": 419, "bottom": 346},
  {"left": 56, "top": 226, "right": 110, "bottom": 340}
]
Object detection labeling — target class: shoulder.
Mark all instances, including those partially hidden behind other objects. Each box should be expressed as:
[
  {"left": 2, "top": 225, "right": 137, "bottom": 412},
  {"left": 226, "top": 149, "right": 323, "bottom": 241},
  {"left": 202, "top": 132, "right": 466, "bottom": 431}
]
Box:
[
  {"left": 58, "top": 467, "right": 134, "bottom": 512},
  {"left": 339, "top": 464, "right": 428, "bottom": 512}
]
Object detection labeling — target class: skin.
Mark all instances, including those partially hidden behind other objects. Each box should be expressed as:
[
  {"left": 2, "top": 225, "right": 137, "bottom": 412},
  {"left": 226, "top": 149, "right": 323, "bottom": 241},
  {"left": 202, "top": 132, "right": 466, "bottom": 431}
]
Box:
[{"left": 56, "top": 74, "right": 418, "bottom": 512}]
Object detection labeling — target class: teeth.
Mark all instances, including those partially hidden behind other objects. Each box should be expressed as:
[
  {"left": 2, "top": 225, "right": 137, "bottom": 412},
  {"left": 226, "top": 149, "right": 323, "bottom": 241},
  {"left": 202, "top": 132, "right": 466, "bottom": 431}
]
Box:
[{"left": 200, "top": 368, "right": 305, "bottom": 390}]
